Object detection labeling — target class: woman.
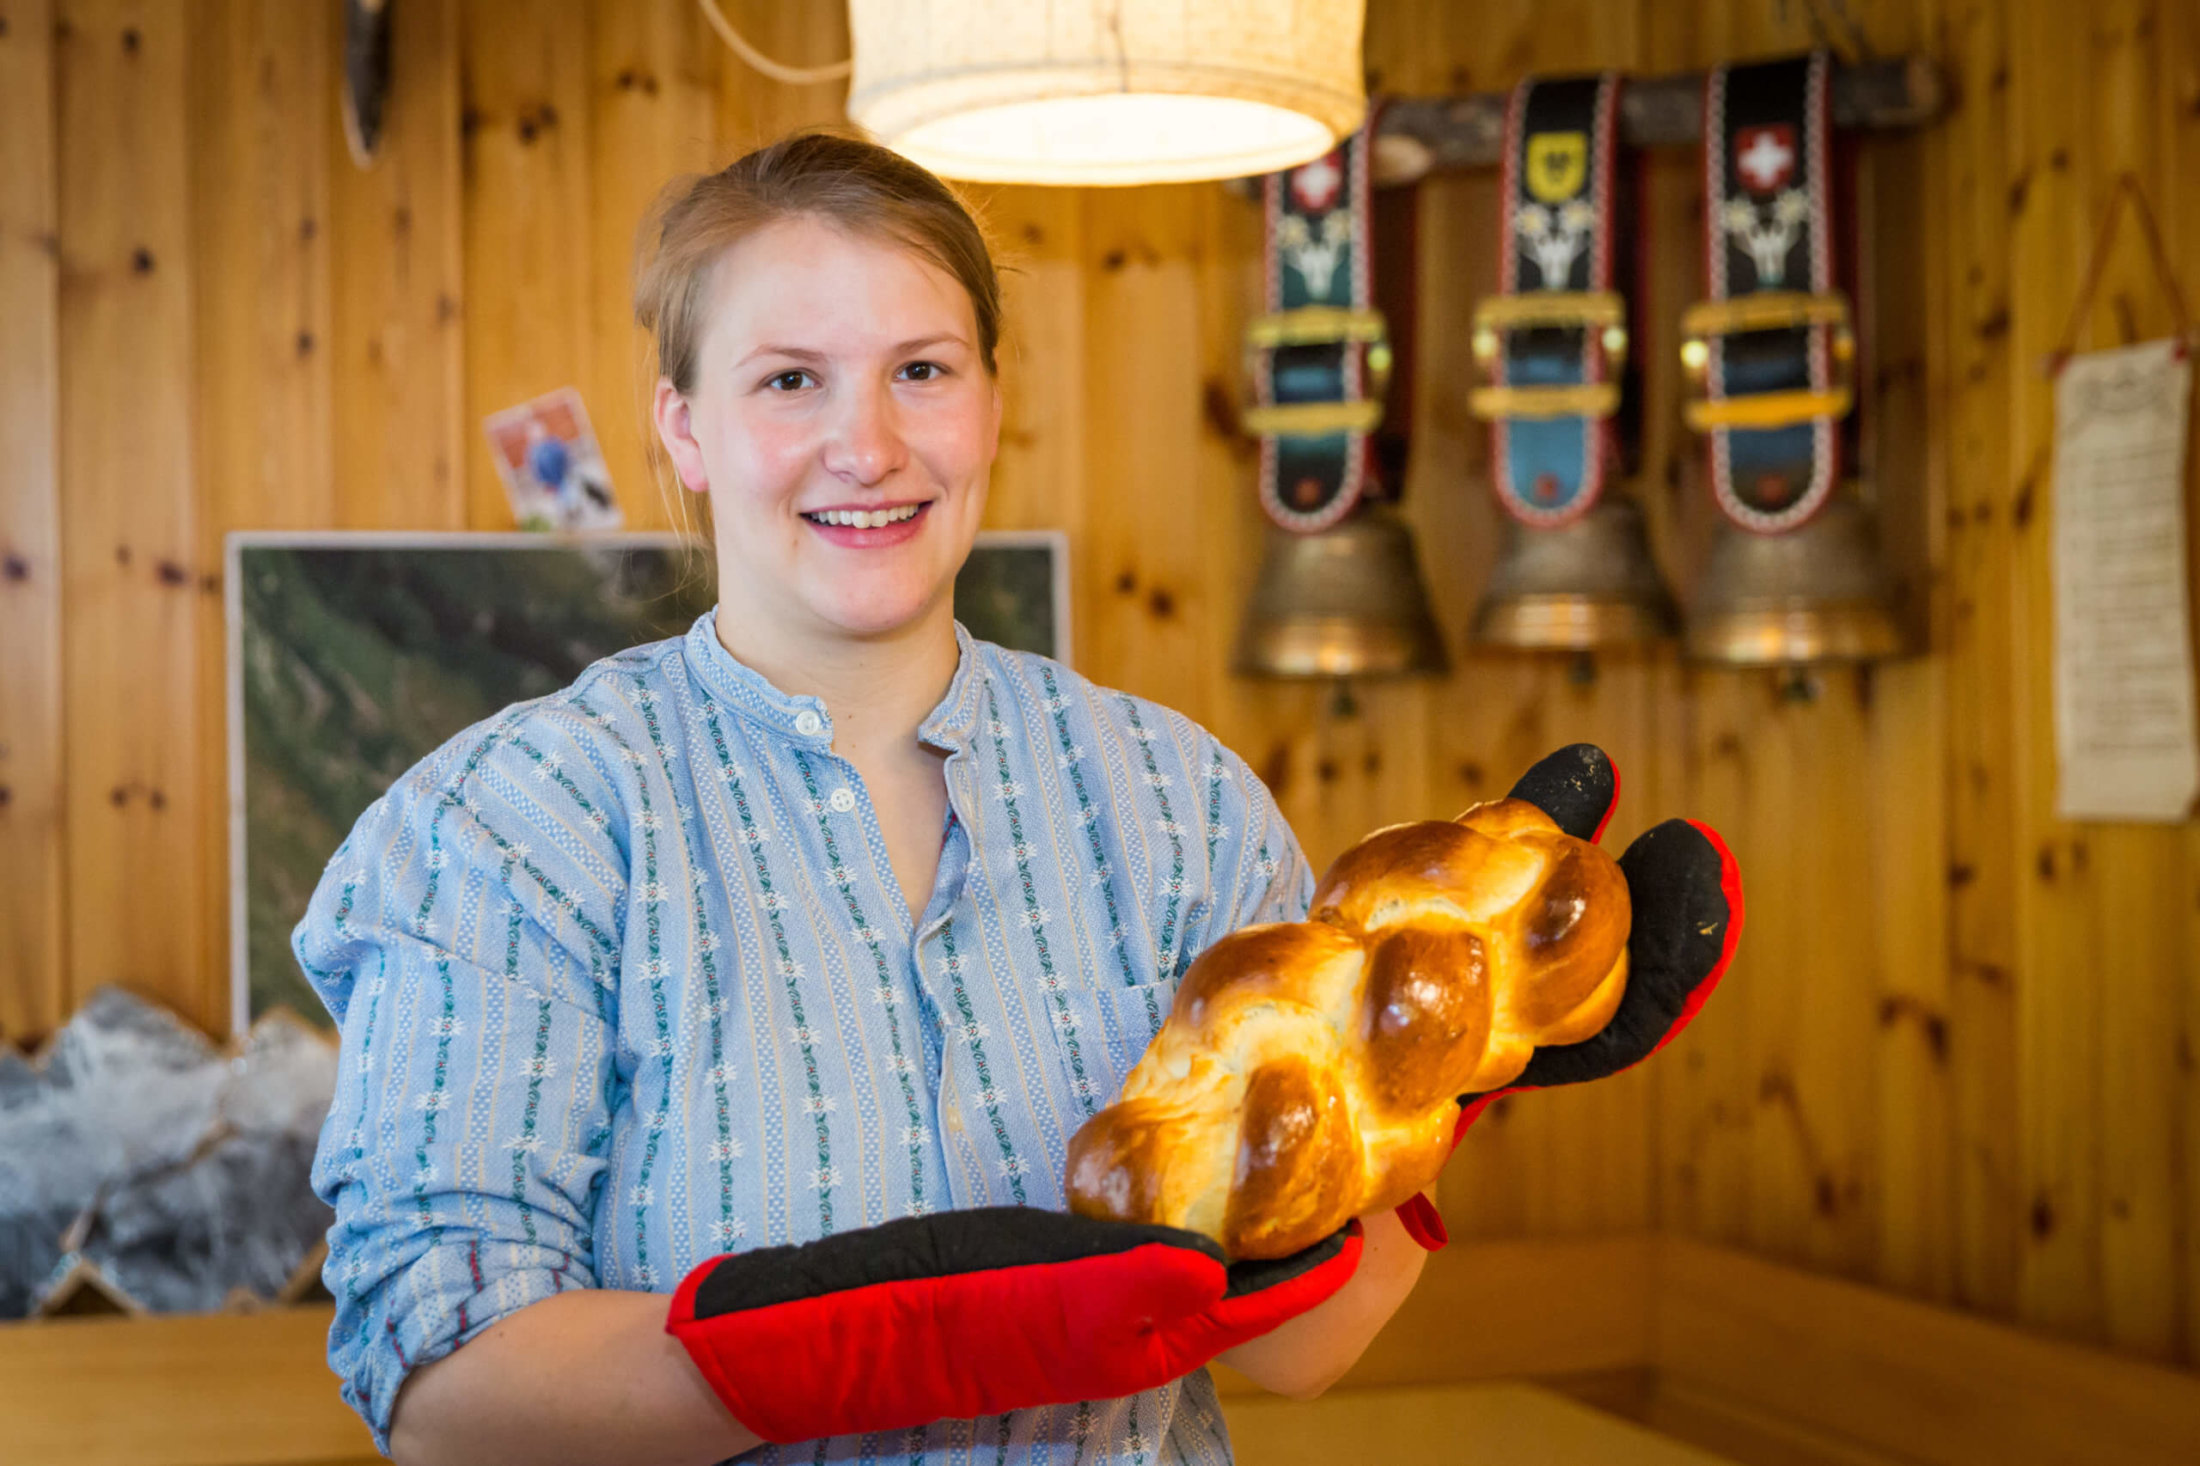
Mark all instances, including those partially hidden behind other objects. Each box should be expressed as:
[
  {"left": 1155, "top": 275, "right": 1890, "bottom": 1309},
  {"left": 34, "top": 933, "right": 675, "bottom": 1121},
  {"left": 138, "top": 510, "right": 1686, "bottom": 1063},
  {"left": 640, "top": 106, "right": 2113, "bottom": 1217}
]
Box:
[{"left": 296, "top": 131, "right": 1431, "bottom": 1466}]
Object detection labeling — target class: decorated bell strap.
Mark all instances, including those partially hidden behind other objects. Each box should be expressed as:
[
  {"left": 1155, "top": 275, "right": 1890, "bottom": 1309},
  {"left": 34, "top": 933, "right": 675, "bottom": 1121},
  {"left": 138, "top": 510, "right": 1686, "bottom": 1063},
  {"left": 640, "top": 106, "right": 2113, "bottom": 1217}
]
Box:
[
  {"left": 1470, "top": 72, "right": 1632, "bottom": 528},
  {"left": 1687, "top": 50, "right": 1856, "bottom": 534},
  {"left": 1246, "top": 111, "right": 1389, "bottom": 533}
]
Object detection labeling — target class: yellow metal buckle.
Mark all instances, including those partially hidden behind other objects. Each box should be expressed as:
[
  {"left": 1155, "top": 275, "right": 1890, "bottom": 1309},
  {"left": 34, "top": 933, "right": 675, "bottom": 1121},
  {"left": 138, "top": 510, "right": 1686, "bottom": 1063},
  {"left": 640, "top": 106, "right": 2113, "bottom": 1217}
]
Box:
[
  {"left": 1468, "top": 291, "right": 1628, "bottom": 421},
  {"left": 1242, "top": 306, "right": 1391, "bottom": 437},
  {"left": 1679, "top": 290, "right": 1857, "bottom": 432},
  {"left": 1467, "top": 383, "right": 1623, "bottom": 421},
  {"left": 1238, "top": 400, "right": 1386, "bottom": 436},
  {"left": 1244, "top": 305, "right": 1387, "bottom": 349}
]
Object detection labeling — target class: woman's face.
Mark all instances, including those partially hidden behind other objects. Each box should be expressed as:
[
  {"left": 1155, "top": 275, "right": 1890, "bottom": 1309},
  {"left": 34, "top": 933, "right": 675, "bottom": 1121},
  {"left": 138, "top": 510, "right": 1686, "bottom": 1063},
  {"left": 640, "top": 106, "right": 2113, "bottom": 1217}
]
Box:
[{"left": 655, "top": 215, "right": 999, "bottom": 646}]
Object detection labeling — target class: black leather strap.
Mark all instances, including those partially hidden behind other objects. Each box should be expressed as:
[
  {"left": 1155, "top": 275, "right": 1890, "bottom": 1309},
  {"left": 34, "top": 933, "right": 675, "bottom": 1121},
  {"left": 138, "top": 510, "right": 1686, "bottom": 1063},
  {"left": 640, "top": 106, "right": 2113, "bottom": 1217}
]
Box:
[
  {"left": 1251, "top": 114, "right": 1386, "bottom": 531},
  {"left": 1476, "top": 72, "right": 1636, "bottom": 526},
  {"left": 1694, "top": 51, "right": 1853, "bottom": 532}
]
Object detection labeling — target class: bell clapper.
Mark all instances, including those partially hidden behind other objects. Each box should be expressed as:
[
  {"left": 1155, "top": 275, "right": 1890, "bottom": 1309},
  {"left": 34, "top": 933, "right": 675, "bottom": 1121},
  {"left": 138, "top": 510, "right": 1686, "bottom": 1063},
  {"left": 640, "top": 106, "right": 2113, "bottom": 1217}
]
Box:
[{"left": 1775, "top": 665, "right": 1822, "bottom": 703}]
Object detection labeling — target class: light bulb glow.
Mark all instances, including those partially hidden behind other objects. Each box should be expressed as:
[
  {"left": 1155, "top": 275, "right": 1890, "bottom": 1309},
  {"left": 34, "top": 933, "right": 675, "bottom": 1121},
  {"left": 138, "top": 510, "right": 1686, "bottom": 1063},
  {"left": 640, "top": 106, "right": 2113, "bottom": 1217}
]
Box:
[{"left": 893, "top": 93, "right": 1339, "bottom": 186}]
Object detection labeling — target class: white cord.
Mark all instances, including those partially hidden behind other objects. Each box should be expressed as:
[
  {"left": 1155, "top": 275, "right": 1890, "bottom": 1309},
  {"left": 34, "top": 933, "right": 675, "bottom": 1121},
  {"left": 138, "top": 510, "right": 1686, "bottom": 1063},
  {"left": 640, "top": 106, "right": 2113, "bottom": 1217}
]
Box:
[{"left": 696, "top": 0, "right": 853, "bottom": 85}]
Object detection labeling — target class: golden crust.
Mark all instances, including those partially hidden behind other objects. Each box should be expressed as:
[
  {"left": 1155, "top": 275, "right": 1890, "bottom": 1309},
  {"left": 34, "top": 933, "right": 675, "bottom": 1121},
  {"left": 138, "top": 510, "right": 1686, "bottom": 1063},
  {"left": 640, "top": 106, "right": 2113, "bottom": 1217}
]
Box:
[{"left": 1063, "top": 797, "right": 1631, "bottom": 1259}]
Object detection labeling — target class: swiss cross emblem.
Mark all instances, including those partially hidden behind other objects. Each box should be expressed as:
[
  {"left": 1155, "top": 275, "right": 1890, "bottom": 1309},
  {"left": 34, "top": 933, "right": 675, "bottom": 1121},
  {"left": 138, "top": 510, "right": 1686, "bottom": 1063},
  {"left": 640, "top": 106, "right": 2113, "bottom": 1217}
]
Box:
[
  {"left": 1289, "top": 151, "right": 1344, "bottom": 213},
  {"left": 1735, "top": 124, "right": 1796, "bottom": 194}
]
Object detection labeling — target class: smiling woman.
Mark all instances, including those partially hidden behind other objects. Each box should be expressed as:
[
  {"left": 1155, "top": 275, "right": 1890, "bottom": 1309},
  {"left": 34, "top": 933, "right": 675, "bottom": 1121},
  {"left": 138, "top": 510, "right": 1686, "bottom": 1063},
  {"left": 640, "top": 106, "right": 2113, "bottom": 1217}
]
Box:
[
  {"left": 293, "top": 130, "right": 1425, "bottom": 1466},
  {"left": 638, "top": 137, "right": 1003, "bottom": 662}
]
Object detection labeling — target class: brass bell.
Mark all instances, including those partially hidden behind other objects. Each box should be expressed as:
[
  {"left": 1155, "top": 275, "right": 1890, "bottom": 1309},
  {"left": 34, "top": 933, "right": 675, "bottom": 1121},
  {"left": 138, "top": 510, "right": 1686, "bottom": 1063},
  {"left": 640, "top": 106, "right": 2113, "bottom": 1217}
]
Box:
[
  {"left": 1684, "top": 491, "right": 1903, "bottom": 664},
  {"left": 1471, "top": 495, "right": 1678, "bottom": 650},
  {"left": 1234, "top": 505, "right": 1451, "bottom": 678}
]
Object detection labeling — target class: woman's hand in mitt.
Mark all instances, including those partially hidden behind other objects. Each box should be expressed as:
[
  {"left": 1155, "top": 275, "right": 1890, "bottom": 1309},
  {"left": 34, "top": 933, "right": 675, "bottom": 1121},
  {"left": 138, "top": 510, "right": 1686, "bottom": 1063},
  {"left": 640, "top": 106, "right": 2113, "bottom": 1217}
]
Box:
[
  {"left": 667, "top": 1205, "right": 1361, "bottom": 1443},
  {"left": 1394, "top": 743, "right": 1744, "bottom": 1251}
]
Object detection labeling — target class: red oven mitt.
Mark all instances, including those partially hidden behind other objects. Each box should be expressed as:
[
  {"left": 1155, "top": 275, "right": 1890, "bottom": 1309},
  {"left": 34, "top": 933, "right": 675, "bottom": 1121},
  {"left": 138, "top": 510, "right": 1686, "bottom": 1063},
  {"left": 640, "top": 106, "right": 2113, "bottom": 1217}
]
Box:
[
  {"left": 668, "top": 1205, "right": 1361, "bottom": 1442},
  {"left": 1395, "top": 743, "right": 1744, "bottom": 1250}
]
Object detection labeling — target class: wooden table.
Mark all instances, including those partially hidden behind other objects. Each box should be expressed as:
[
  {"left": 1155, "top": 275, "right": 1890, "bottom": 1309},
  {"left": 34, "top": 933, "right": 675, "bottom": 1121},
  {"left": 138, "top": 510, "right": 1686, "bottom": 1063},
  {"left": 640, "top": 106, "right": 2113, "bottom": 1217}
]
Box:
[{"left": 1221, "top": 1382, "right": 1735, "bottom": 1466}]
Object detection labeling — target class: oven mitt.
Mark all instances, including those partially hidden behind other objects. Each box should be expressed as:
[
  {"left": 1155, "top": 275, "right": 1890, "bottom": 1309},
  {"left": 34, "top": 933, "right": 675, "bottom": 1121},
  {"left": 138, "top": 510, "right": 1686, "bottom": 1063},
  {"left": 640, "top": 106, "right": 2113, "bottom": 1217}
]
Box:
[
  {"left": 1394, "top": 743, "right": 1744, "bottom": 1250},
  {"left": 668, "top": 1205, "right": 1362, "bottom": 1442}
]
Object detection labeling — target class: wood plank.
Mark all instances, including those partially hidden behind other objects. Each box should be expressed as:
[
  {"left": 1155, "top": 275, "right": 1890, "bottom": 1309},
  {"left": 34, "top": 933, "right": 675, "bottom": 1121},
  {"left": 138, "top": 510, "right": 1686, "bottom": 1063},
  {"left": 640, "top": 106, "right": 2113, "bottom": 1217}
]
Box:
[
  {"left": 2077, "top": 0, "right": 2188, "bottom": 1365},
  {"left": 2160, "top": 0, "right": 2200, "bottom": 1371},
  {"left": 327, "top": 0, "right": 465, "bottom": 530},
  {"left": 584, "top": 0, "right": 718, "bottom": 535},
  {"left": 1221, "top": 1382, "right": 1738, "bottom": 1466},
  {"left": 1654, "top": 1236, "right": 2200, "bottom": 1466},
  {"left": 1856, "top": 0, "right": 1955, "bottom": 1312},
  {"left": 459, "top": 0, "right": 593, "bottom": 530},
  {"left": 0, "top": 1308, "right": 376, "bottom": 1466},
  {"left": 1645, "top": 1378, "right": 1912, "bottom": 1466},
  {"left": 56, "top": 0, "right": 211, "bottom": 1030},
  {"left": 1935, "top": 0, "right": 2025, "bottom": 1325},
  {"left": 0, "top": 0, "right": 65, "bottom": 1048},
  {"left": 1076, "top": 183, "right": 1224, "bottom": 722},
  {"left": 190, "top": 0, "right": 334, "bottom": 1036},
  {"left": 973, "top": 182, "right": 1091, "bottom": 535},
  {"left": 2007, "top": 0, "right": 2105, "bottom": 1349}
]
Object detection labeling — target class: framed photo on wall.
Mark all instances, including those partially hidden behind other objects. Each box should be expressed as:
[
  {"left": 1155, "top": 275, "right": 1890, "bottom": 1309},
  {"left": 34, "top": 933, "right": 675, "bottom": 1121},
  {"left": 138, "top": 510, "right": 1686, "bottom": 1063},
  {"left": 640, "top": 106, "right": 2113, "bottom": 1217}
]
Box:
[{"left": 224, "top": 529, "right": 1070, "bottom": 1030}]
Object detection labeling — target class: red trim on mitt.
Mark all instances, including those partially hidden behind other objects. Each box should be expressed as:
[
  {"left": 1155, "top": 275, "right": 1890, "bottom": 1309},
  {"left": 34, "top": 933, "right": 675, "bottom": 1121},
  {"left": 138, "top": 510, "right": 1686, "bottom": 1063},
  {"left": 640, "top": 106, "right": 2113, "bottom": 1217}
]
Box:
[
  {"left": 1646, "top": 819, "right": 1744, "bottom": 1062},
  {"left": 1590, "top": 757, "right": 1621, "bottom": 844}
]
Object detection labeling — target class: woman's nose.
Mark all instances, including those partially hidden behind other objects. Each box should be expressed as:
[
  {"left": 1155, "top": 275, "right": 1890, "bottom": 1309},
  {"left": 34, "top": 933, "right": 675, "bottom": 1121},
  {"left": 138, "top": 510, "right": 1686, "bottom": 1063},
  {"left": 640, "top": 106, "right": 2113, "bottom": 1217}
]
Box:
[{"left": 820, "top": 381, "right": 908, "bottom": 486}]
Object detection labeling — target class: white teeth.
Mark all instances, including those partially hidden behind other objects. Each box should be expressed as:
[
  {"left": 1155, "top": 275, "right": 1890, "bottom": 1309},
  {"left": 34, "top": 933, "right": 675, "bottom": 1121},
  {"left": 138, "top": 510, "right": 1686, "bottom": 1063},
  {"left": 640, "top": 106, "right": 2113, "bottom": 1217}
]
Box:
[{"left": 808, "top": 504, "right": 921, "bottom": 529}]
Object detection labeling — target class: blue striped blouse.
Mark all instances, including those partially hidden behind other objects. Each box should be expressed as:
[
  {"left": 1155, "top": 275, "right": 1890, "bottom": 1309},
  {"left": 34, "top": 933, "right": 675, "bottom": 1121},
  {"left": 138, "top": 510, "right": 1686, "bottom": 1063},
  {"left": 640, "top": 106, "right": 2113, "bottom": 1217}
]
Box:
[{"left": 295, "top": 611, "right": 1314, "bottom": 1462}]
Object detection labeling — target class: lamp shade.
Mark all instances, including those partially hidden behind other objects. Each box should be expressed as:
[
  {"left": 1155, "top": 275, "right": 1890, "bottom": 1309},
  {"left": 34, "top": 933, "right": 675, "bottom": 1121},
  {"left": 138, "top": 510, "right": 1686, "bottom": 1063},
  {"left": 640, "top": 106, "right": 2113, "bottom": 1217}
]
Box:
[{"left": 847, "top": 1, "right": 1366, "bottom": 185}]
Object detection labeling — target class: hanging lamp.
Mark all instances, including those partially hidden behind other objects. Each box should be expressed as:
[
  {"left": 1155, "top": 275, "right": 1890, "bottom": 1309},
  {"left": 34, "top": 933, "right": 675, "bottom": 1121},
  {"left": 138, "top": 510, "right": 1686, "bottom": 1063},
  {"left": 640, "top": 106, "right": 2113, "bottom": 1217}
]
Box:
[{"left": 842, "top": 1, "right": 1367, "bottom": 185}]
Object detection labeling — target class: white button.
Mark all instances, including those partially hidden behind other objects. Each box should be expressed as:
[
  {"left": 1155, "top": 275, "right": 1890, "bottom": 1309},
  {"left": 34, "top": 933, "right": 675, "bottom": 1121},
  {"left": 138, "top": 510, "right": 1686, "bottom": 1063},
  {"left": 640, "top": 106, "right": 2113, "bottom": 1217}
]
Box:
[
  {"left": 946, "top": 1105, "right": 965, "bottom": 1134},
  {"left": 794, "top": 709, "right": 824, "bottom": 737},
  {"left": 828, "top": 787, "right": 857, "bottom": 813}
]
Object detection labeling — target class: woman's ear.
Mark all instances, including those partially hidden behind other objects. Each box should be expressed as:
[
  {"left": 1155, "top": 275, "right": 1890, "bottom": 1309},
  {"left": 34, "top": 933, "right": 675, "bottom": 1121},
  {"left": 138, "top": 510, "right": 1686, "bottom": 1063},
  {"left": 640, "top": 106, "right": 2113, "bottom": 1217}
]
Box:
[{"left": 652, "top": 377, "right": 710, "bottom": 494}]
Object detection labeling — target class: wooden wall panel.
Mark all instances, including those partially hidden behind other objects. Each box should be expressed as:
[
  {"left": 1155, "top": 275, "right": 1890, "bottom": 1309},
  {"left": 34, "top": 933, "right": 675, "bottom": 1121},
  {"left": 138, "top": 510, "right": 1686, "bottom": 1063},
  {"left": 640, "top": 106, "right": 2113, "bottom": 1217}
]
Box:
[
  {"left": 584, "top": 0, "right": 718, "bottom": 533},
  {"left": 0, "top": 0, "right": 64, "bottom": 1046},
  {"left": 1935, "top": 0, "right": 2025, "bottom": 1324},
  {"left": 327, "top": 0, "right": 465, "bottom": 531},
  {"left": 3, "top": 0, "right": 2196, "bottom": 1372},
  {"left": 192, "top": 0, "right": 334, "bottom": 1024},
  {"left": 459, "top": 0, "right": 592, "bottom": 529},
  {"left": 969, "top": 184, "right": 1090, "bottom": 542},
  {"left": 56, "top": 0, "right": 213, "bottom": 1031},
  {"left": 2164, "top": 0, "right": 2200, "bottom": 1371}
]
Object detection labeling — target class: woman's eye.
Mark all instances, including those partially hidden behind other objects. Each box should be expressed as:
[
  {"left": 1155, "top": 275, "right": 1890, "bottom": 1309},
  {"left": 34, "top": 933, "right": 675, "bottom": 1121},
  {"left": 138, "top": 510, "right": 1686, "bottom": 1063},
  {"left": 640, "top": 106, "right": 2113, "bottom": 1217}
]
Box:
[
  {"left": 899, "top": 361, "right": 945, "bottom": 382},
  {"left": 766, "top": 369, "right": 815, "bottom": 392}
]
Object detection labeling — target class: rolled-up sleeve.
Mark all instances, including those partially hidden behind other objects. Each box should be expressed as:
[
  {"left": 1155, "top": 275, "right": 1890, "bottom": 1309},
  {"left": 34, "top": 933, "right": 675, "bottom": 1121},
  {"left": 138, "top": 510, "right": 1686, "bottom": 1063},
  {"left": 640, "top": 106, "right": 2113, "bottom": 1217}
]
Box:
[{"left": 293, "top": 704, "right": 629, "bottom": 1451}]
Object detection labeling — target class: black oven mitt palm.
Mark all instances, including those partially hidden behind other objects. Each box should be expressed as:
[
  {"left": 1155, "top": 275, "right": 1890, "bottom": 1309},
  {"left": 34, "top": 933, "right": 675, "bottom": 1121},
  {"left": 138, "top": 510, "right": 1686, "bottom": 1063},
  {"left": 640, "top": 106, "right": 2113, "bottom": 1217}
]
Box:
[{"left": 1395, "top": 743, "right": 1744, "bottom": 1250}]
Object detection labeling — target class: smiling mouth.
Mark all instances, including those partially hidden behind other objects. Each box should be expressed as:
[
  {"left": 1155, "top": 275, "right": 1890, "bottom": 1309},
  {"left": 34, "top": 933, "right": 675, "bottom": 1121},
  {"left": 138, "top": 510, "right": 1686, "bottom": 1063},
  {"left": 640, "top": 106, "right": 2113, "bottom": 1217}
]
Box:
[{"left": 800, "top": 503, "right": 927, "bottom": 529}]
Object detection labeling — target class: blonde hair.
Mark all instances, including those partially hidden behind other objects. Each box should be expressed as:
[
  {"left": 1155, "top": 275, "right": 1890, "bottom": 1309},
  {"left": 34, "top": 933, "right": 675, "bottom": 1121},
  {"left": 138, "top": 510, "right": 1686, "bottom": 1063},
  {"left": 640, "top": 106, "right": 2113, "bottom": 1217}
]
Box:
[{"left": 634, "top": 128, "right": 1003, "bottom": 397}]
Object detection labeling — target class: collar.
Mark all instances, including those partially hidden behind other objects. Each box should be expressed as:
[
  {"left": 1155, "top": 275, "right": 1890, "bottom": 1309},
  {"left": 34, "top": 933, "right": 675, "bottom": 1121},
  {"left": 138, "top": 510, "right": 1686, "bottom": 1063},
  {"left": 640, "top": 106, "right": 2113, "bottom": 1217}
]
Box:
[
  {"left": 918, "top": 620, "right": 986, "bottom": 752},
  {"left": 681, "top": 610, "right": 986, "bottom": 753}
]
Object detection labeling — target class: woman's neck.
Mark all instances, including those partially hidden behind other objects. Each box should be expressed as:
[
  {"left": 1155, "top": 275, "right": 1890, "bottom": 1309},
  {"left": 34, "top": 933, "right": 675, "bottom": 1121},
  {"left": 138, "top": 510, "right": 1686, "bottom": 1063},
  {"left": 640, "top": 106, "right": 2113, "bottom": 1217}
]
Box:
[{"left": 711, "top": 599, "right": 960, "bottom": 762}]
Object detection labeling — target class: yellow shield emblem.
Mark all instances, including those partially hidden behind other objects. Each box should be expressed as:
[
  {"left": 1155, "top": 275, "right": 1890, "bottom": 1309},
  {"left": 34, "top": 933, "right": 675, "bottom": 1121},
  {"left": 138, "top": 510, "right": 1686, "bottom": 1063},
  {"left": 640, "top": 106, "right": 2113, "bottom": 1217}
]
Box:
[{"left": 1526, "top": 132, "right": 1588, "bottom": 203}]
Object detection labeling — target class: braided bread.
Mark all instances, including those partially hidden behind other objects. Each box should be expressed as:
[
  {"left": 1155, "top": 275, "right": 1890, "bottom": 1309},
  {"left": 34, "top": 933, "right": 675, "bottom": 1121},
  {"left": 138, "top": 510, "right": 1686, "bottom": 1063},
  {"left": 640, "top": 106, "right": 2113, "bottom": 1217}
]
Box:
[{"left": 1064, "top": 797, "right": 1631, "bottom": 1260}]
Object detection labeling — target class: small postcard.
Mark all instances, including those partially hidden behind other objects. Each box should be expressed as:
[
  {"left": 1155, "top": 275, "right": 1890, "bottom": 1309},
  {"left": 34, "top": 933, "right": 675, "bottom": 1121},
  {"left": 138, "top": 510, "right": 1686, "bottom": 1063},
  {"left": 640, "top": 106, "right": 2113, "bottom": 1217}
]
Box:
[{"left": 483, "top": 387, "right": 623, "bottom": 531}]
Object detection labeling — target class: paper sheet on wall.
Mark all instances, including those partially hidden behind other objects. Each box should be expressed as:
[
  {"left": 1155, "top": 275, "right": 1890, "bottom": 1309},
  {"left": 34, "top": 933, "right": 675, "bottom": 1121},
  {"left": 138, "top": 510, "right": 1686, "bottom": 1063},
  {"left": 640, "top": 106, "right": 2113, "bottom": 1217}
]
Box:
[{"left": 2052, "top": 338, "right": 2199, "bottom": 822}]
